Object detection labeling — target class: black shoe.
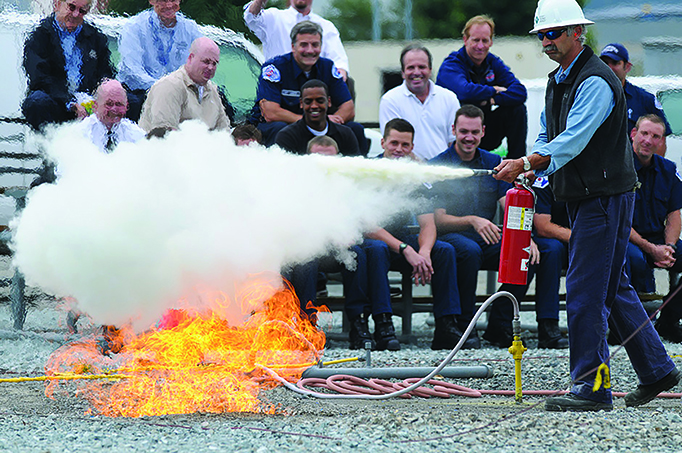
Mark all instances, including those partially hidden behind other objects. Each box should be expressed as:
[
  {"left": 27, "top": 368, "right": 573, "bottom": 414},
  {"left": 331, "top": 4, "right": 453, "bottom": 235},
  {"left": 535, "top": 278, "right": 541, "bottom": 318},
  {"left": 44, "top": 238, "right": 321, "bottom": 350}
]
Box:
[
  {"left": 624, "top": 368, "right": 681, "bottom": 407},
  {"left": 431, "top": 315, "right": 464, "bottom": 350},
  {"left": 537, "top": 319, "right": 569, "bottom": 349},
  {"left": 348, "top": 314, "right": 375, "bottom": 350},
  {"left": 655, "top": 319, "right": 682, "bottom": 343},
  {"left": 483, "top": 323, "right": 513, "bottom": 348},
  {"left": 545, "top": 393, "right": 613, "bottom": 412},
  {"left": 373, "top": 313, "right": 400, "bottom": 351},
  {"left": 458, "top": 319, "right": 481, "bottom": 349}
]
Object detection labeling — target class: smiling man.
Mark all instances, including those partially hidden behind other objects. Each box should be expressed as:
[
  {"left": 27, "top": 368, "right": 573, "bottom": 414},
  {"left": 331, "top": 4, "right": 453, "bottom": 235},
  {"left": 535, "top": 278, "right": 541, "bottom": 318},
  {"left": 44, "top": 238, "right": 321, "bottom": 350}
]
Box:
[
  {"left": 249, "top": 21, "right": 365, "bottom": 151},
  {"left": 22, "top": 0, "right": 114, "bottom": 130},
  {"left": 117, "top": 0, "right": 203, "bottom": 121},
  {"left": 79, "top": 79, "right": 145, "bottom": 153},
  {"left": 139, "top": 37, "right": 229, "bottom": 132},
  {"left": 274, "top": 79, "right": 359, "bottom": 156},
  {"left": 379, "top": 44, "right": 459, "bottom": 160},
  {"left": 436, "top": 15, "right": 527, "bottom": 159},
  {"left": 494, "top": 0, "right": 679, "bottom": 412}
]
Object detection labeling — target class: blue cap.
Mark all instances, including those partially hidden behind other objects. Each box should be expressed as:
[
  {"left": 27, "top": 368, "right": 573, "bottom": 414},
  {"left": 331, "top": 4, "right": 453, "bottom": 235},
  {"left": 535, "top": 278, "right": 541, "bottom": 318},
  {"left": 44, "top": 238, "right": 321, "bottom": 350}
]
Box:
[{"left": 600, "top": 43, "right": 629, "bottom": 63}]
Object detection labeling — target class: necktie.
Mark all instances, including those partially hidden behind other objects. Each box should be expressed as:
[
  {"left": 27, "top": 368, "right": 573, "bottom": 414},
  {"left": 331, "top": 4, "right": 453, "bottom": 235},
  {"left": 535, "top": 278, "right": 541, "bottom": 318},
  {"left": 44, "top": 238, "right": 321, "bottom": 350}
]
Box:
[{"left": 105, "top": 129, "right": 116, "bottom": 152}]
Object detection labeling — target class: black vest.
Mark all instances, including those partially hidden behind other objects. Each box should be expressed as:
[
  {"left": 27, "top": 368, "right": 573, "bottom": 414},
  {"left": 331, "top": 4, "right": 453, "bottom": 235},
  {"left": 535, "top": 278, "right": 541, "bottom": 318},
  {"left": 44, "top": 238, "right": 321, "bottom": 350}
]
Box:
[{"left": 545, "top": 46, "right": 637, "bottom": 202}]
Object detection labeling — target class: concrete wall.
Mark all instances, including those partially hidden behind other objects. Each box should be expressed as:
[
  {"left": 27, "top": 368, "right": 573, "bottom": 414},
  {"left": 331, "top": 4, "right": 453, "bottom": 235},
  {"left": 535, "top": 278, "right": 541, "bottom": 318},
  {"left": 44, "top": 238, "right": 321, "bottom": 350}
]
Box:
[{"left": 345, "top": 37, "right": 557, "bottom": 123}]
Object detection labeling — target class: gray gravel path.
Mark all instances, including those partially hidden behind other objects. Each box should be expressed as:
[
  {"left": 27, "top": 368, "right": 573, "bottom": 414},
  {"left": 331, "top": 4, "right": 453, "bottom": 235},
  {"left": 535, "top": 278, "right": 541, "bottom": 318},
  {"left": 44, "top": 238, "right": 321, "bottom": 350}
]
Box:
[{"left": 1, "top": 300, "right": 682, "bottom": 453}]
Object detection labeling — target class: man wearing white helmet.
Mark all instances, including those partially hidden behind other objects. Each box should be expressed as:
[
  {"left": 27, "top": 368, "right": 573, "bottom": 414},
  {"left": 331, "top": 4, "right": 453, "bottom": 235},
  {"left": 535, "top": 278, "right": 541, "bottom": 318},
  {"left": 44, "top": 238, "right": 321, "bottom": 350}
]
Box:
[{"left": 494, "top": 0, "right": 680, "bottom": 412}]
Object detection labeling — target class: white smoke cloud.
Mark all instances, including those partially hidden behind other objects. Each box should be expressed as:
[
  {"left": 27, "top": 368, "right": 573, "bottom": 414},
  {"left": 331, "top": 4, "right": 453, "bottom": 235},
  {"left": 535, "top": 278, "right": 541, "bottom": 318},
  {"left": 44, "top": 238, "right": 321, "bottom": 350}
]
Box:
[{"left": 11, "top": 121, "right": 475, "bottom": 331}]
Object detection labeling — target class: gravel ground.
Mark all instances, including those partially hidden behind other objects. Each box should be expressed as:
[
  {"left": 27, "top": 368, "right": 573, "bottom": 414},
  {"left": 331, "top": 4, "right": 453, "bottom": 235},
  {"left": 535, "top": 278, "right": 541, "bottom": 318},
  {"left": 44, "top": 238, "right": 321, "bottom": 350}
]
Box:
[{"left": 1, "top": 299, "right": 682, "bottom": 453}]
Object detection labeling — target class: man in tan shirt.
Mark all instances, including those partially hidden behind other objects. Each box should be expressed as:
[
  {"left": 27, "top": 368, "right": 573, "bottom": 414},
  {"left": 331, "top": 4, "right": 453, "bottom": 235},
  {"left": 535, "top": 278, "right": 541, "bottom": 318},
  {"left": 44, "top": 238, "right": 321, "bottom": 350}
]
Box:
[{"left": 139, "top": 37, "right": 230, "bottom": 132}]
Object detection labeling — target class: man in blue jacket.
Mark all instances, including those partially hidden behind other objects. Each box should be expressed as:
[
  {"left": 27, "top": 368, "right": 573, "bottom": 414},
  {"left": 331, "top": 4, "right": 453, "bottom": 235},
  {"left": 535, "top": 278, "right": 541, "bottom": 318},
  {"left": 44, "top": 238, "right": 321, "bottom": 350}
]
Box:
[
  {"left": 436, "top": 15, "right": 527, "bottom": 160},
  {"left": 22, "top": 0, "right": 114, "bottom": 130}
]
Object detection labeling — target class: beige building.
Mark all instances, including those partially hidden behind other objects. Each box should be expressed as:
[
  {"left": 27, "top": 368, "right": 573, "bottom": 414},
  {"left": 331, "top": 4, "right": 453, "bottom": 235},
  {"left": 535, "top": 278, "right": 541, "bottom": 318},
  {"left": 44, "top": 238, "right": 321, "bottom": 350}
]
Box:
[{"left": 346, "top": 37, "right": 557, "bottom": 123}]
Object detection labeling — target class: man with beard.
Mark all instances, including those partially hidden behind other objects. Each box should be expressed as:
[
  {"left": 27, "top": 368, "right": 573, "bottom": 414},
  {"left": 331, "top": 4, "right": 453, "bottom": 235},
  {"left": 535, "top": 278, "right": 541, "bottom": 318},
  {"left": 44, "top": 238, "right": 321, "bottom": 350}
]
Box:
[
  {"left": 117, "top": 0, "right": 203, "bottom": 121},
  {"left": 379, "top": 44, "right": 460, "bottom": 160},
  {"left": 244, "top": 0, "right": 349, "bottom": 80},
  {"left": 139, "top": 37, "right": 230, "bottom": 132},
  {"left": 275, "top": 79, "right": 359, "bottom": 156},
  {"left": 494, "top": 0, "right": 679, "bottom": 411}
]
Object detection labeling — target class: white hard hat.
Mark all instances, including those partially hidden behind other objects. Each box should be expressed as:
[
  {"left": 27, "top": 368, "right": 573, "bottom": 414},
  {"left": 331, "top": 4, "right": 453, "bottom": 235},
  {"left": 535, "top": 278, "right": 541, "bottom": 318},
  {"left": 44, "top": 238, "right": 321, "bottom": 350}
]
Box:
[{"left": 530, "top": 0, "right": 594, "bottom": 33}]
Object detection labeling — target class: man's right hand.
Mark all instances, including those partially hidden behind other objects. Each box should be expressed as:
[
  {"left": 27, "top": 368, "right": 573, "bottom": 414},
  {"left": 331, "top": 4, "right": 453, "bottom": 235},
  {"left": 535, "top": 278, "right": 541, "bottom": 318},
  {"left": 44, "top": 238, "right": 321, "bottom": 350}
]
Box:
[
  {"left": 471, "top": 217, "right": 501, "bottom": 245},
  {"left": 403, "top": 246, "right": 434, "bottom": 285},
  {"left": 650, "top": 243, "right": 676, "bottom": 269}
]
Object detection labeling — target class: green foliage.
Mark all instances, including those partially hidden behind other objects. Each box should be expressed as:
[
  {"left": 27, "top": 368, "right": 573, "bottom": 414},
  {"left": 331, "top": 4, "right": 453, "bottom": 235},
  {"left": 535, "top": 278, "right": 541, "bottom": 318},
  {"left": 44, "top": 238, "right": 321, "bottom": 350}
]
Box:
[{"left": 326, "top": 0, "right": 373, "bottom": 41}]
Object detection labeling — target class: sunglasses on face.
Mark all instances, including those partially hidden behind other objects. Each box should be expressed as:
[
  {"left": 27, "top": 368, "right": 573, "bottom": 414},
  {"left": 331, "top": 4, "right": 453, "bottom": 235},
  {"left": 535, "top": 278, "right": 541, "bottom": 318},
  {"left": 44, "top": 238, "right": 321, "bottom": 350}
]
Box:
[
  {"left": 537, "top": 28, "right": 567, "bottom": 41},
  {"left": 64, "top": 1, "right": 90, "bottom": 16}
]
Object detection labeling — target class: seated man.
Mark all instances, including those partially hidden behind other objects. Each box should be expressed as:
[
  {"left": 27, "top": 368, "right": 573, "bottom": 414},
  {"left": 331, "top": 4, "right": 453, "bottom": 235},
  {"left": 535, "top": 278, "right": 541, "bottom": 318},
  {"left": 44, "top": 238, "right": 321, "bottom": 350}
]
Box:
[
  {"left": 282, "top": 136, "right": 372, "bottom": 346},
  {"left": 232, "top": 123, "right": 263, "bottom": 146},
  {"left": 431, "top": 105, "right": 536, "bottom": 348},
  {"left": 79, "top": 79, "right": 145, "bottom": 153},
  {"left": 360, "top": 118, "right": 465, "bottom": 351},
  {"left": 599, "top": 43, "right": 672, "bottom": 155},
  {"left": 436, "top": 15, "right": 527, "bottom": 159},
  {"left": 379, "top": 43, "right": 459, "bottom": 160},
  {"left": 117, "top": 0, "right": 203, "bottom": 121},
  {"left": 22, "top": 0, "right": 114, "bottom": 130},
  {"left": 249, "top": 21, "right": 366, "bottom": 153},
  {"left": 626, "top": 114, "right": 682, "bottom": 342},
  {"left": 139, "top": 37, "right": 230, "bottom": 132},
  {"left": 244, "top": 0, "right": 349, "bottom": 79},
  {"left": 275, "top": 79, "right": 359, "bottom": 156}
]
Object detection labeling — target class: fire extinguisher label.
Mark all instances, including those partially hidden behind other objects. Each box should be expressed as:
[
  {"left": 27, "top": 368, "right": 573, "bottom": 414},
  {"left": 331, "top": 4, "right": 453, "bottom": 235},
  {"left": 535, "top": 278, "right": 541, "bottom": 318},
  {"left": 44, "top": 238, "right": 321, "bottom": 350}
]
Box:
[
  {"left": 506, "top": 206, "right": 534, "bottom": 231},
  {"left": 521, "top": 259, "right": 529, "bottom": 271}
]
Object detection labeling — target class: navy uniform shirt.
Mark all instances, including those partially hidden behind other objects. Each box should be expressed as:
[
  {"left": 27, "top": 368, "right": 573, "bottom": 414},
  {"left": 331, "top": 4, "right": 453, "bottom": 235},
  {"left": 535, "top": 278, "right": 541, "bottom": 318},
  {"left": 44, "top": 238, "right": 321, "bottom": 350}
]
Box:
[
  {"left": 532, "top": 176, "right": 569, "bottom": 230},
  {"left": 249, "top": 52, "right": 351, "bottom": 123},
  {"left": 625, "top": 81, "right": 673, "bottom": 136},
  {"left": 429, "top": 146, "right": 511, "bottom": 224},
  {"left": 632, "top": 154, "right": 682, "bottom": 241}
]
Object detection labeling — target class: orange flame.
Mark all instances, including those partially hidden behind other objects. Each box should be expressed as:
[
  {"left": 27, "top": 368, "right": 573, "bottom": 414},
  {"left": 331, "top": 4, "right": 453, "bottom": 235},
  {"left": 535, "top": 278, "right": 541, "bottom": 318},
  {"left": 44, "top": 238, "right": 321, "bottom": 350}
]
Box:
[{"left": 45, "top": 274, "right": 328, "bottom": 417}]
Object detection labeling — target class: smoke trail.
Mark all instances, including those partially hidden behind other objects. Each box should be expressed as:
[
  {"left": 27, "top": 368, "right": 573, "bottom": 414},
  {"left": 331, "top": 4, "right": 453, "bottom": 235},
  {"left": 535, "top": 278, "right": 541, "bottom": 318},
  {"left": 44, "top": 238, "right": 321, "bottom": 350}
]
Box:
[{"left": 11, "top": 121, "right": 467, "bottom": 330}]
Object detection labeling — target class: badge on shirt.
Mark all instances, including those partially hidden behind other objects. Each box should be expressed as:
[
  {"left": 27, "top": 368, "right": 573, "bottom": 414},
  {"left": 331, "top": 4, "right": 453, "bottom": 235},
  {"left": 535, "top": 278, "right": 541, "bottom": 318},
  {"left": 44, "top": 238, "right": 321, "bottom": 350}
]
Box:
[
  {"left": 332, "top": 64, "right": 343, "bottom": 80},
  {"left": 532, "top": 176, "right": 549, "bottom": 189},
  {"left": 262, "top": 64, "right": 280, "bottom": 83},
  {"left": 485, "top": 70, "right": 495, "bottom": 83},
  {"left": 89, "top": 50, "right": 97, "bottom": 59}
]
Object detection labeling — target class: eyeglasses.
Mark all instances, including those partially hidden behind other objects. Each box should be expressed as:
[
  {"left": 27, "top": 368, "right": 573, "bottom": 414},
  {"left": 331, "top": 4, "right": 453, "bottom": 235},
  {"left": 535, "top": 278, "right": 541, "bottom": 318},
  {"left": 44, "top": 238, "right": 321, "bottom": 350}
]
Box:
[
  {"left": 63, "top": 1, "right": 90, "bottom": 16},
  {"left": 537, "top": 28, "right": 567, "bottom": 41}
]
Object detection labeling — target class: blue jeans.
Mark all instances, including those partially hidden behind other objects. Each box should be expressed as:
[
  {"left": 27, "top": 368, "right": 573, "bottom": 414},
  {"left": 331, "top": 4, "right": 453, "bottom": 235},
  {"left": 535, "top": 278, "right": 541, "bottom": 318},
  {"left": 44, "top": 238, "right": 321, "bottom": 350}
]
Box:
[
  {"left": 22, "top": 90, "right": 74, "bottom": 130},
  {"left": 566, "top": 192, "right": 675, "bottom": 403},
  {"left": 361, "top": 236, "right": 460, "bottom": 318}
]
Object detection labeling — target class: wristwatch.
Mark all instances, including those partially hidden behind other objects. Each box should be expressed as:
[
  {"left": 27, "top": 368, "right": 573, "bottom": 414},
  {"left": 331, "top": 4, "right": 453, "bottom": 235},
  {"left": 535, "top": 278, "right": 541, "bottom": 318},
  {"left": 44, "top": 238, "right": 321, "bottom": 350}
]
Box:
[
  {"left": 521, "top": 156, "right": 532, "bottom": 171},
  {"left": 399, "top": 243, "right": 408, "bottom": 255}
]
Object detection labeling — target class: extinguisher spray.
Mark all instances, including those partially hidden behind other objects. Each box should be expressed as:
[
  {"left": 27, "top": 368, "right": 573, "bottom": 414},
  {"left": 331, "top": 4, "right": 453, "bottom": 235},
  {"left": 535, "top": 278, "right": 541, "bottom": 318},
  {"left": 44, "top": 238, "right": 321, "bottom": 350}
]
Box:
[{"left": 498, "top": 175, "right": 536, "bottom": 285}]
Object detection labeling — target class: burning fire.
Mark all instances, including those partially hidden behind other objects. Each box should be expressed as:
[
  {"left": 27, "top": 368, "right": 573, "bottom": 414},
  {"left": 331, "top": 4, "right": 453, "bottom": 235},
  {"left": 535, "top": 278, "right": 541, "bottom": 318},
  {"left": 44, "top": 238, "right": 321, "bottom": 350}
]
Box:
[{"left": 45, "top": 275, "right": 327, "bottom": 417}]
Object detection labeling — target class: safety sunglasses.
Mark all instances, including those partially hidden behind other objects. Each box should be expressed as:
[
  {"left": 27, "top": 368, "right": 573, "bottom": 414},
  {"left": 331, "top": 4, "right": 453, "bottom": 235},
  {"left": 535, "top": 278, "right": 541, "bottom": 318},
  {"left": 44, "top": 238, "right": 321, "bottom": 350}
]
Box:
[
  {"left": 64, "top": 1, "right": 90, "bottom": 16},
  {"left": 537, "top": 28, "right": 567, "bottom": 41}
]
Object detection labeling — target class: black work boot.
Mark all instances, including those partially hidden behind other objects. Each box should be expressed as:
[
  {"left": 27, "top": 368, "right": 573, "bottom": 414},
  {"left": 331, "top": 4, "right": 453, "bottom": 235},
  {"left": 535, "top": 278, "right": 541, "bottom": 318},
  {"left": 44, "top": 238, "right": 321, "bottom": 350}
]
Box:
[
  {"left": 655, "top": 318, "right": 682, "bottom": 343},
  {"left": 457, "top": 317, "right": 481, "bottom": 349},
  {"left": 373, "top": 313, "right": 400, "bottom": 351},
  {"left": 483, "top": 322, "right": 513, "bottom": 348},
  {"left": 348, "top": 313, "right": 376, "bottom": 350},
  {"left": 537, "top": 319, "right": 569, "bottom": 349},
  {"left": 431, "top": 315, "right": 464, "bottom": 350}
]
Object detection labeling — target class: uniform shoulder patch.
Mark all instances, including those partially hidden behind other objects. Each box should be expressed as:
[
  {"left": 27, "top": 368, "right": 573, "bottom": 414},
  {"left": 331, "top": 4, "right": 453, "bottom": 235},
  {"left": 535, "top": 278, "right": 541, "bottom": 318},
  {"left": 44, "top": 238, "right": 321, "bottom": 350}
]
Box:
[
  {"left": 262, "top": 64, "right": 280, "bottom": 83},
  {"left": 331, "top": 64, "right": 343, "bottom": 80},
  {"left": 532, "top": 176, "right": 549, "bottom": 188}
]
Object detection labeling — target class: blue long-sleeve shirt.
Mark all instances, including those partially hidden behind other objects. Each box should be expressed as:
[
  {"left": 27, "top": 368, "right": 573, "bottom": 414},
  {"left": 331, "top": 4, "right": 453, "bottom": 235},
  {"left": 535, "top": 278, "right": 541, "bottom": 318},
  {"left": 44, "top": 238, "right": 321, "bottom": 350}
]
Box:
[
  {"left": 534, "top": 50, "right": 615, "bottom": 177},
  {"left": 117, "top": 9, "right": 202, "bottom": 91},
  {"left": 436, "top": 46, "right": 526, "bottom": 107}
]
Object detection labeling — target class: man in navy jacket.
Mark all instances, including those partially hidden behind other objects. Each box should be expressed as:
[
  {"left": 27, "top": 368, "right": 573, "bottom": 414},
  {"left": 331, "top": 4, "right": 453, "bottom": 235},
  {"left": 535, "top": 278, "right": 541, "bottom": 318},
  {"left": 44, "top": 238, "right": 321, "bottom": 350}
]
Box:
[
  {"left": 436, "top": 15, "right": 527, "bottom": 159},
  {"left": 22, "top": 0, "right": 114, "bottom": 130}
]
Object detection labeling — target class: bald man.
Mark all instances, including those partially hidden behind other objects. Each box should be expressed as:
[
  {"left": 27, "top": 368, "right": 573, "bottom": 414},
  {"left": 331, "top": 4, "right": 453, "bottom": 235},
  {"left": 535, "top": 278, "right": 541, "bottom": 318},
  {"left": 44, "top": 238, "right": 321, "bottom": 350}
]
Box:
[
  {"left": 79, "top": 79, "right": 145, "bottom": 153},
  {"left": 139, "top": 37, "right": 230, "bottom": 132}
]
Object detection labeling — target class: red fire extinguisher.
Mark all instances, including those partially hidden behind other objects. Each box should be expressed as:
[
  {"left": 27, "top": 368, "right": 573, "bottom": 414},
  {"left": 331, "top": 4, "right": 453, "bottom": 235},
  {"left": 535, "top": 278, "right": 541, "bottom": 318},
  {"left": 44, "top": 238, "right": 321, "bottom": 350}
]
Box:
[{"left": 499, "top": 177, "right": 535, "bottom": 285}]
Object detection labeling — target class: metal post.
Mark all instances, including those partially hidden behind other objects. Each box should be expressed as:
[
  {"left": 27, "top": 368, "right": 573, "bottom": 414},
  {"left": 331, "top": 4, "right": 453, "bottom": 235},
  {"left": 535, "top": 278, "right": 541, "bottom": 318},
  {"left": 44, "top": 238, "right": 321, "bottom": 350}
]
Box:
[{"left": 372, "top": 0, "right": 381, "bottom": 42}]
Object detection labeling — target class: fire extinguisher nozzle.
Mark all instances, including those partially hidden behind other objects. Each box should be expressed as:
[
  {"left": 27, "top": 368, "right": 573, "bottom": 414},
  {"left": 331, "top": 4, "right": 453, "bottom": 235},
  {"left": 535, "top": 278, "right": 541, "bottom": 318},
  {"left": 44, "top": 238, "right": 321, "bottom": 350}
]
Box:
[{"left": 472, "top": 169, "right": 498, "bottom": 176}]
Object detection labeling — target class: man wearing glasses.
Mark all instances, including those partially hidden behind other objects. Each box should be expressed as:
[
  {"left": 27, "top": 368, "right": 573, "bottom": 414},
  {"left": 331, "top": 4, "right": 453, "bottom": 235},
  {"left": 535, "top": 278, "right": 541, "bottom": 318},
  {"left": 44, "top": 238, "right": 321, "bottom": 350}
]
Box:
[
  {"left": 117, "top": 0, "right": 203, "bottom": 121},
  {"left": 22, "top": 0, "right": 114, "bottom": 130},
  {"left": 494, "top": 0, "right": 680, "bottom": 412}
]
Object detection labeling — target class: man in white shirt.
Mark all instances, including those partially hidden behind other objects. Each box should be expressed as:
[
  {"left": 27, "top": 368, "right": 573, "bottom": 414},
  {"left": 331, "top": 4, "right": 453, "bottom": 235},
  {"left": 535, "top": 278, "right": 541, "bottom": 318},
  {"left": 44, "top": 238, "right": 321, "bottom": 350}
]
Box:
[
  {"left": 117, "top": 0, "right": 203, "bottom": 120},
  {"left": 80, "top": 79, "right": 145, "bottom": 153},
  {"left": 244, "top": 0, "right": 349, "bottom": 79},
  {"left": 379, "top": 44, "right": 460, "bottom": 160}
]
